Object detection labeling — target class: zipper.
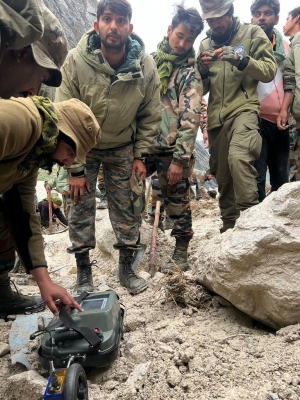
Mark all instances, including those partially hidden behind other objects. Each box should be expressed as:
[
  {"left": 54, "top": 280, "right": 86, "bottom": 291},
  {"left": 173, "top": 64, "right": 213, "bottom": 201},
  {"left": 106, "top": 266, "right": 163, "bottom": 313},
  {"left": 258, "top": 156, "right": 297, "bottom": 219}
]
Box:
[{"left": 240, "top": 84, "right": 249, "bottom": 99}]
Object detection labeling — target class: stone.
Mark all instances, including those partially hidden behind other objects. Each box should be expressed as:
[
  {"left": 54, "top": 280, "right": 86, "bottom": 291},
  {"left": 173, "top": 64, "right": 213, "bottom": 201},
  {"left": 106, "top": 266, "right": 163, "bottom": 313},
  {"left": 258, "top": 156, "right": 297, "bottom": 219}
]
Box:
[
  {"left": 166, "top": 366, "right": 182, "bottom": 387},
  {"left": 7, "top": 370, "right": 47, "bottom": 400},
  {"left": 195, "top": 182, "right": 300, "bottom": 330},
  {"left": 0, "top": 342, "right": 9, "bottom": 357},
  {"left": 126, "top": 362, "right": 152, "bottom": 390}
]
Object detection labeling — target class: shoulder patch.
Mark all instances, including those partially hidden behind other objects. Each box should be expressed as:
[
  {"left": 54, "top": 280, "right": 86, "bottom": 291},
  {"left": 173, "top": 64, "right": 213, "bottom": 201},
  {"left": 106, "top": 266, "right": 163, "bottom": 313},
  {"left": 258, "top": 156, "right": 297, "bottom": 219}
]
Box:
[{"left": 235, "top": 45, "right": 245, "bottom": 56}]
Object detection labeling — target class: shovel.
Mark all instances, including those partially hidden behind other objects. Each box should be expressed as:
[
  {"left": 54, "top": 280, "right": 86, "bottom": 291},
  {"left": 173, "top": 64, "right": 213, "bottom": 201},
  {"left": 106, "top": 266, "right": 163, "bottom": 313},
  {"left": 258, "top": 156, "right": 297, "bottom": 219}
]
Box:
[{"left": 132, "top": 243, "right": 147, "bottom": 272}]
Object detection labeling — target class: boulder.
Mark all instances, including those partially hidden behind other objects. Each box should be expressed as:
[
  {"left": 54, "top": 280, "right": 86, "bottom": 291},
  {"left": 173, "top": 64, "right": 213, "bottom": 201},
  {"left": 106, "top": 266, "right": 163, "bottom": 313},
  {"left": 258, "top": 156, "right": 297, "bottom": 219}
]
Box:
[{"left": 194, "top": 182, "right": 300, "bottom": 330}]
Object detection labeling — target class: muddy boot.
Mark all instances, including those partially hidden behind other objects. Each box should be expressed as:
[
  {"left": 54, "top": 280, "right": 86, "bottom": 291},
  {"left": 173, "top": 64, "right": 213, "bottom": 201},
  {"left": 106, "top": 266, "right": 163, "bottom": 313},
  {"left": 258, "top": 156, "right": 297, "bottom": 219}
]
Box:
[
  {"left": 161, "top": 241, "right": 190, "bottom": 274},
  {"left": 118, "top": 249, "right": 148, "bottom": 295},
  {"left": 220, "top": 220, "right": 235, "bottom": 234},
  {"left": 0, "top": 273, "right": 45, "bottom": 318},
  {"left": 74, "top": 253, "right": 95, "bottom": 294}
]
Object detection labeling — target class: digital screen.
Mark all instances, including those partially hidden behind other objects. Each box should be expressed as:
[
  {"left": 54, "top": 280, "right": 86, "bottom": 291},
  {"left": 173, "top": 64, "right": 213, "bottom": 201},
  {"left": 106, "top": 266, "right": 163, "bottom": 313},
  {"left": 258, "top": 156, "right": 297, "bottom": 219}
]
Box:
[{"left": 80, "top": 298, "right": 107, "bottom": 310}]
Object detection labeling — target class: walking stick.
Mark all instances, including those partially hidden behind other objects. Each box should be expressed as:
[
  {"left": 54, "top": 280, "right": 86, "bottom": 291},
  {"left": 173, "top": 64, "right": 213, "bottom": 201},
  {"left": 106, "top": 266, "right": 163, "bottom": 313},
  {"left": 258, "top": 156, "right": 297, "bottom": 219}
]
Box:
[
  {"left": 149, "top": 200, "right": 161, "bottom": 277},
  {"left": 47, "top": 189, "right": 53, "bottom": 234}
]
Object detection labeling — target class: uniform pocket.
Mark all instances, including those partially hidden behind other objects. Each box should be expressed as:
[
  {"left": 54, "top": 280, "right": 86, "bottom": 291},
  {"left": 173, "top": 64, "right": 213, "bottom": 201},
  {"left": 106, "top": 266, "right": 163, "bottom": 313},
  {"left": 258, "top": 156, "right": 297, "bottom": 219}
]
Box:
[{"left": 243, "top": 122, "right": 262, "bottom": 160}]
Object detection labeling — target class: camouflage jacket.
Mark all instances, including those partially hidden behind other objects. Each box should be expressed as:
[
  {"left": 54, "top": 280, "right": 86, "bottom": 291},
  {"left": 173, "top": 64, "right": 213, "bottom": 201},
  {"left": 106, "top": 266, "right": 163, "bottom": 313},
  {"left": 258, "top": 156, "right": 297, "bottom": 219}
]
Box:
[
  {"left": 154, "top": 57, "right": 203, "bottom": 167},
  {"left": 198, "top": 18, "right": 276, "bottom": 131},
  {"left": 284, "top": 32, "right": 300, "bottom": 125},
  {"left": 201, "top": 97, "right": 208, "bottom": 134}
]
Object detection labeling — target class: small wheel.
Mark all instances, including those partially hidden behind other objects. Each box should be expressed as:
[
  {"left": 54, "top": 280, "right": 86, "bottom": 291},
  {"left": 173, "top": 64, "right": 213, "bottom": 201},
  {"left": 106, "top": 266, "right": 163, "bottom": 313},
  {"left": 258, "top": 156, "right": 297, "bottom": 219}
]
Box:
[{"left": 63, "top": 363, "right": 88, "bottom": 400}]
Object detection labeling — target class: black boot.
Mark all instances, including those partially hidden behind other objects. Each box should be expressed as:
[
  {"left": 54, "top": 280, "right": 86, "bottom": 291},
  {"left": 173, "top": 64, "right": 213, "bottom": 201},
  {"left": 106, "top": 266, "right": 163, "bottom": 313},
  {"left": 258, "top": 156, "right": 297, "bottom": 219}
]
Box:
[
  {"left": 220, "top": 220, "right": 235, "bottom": 233},
  {"left": 74, "top": 253, "right": 95, "bottom": 294},
  {"left": 161, "top": 240, "right": 190, "bottom": 274},
  {"left": 0, "top": 273, "right": 45, "bottom": 318},
  {"left": 118, "top": 249, "right": 148, "bottom": 295}
]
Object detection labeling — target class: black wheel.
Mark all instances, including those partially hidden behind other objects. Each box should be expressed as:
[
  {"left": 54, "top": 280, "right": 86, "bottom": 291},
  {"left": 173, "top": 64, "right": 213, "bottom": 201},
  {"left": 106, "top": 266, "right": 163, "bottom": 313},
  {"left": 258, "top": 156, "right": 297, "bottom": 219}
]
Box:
[{"left": 63, "top": 363, "right": 88, "bottom": 400}]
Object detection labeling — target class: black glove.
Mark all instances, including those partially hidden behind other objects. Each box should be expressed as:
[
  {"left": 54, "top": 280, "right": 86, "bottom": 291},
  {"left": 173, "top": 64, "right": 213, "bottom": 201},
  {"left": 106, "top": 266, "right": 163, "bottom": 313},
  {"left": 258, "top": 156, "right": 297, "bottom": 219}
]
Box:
[
  {"left": 197, "top": 54, "right": 209, "bottom": 76},
  {"left": 222, "top": 46, "right": 243, "bottom": 67}
]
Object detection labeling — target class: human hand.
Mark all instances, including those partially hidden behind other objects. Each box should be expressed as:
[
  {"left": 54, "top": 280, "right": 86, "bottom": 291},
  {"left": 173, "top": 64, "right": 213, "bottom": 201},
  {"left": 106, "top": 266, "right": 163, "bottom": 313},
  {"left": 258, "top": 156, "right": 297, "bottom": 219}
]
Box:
[
  {"left": 45, "top": 184, "right": 52, "bottom": 192},
  {"left": 69, "top": 177, "right": 90, "bottom": 205},
  {"left": 132, "top": 160, "right": 146, "bottom": 180},
  {"left": 40, "top": 281, "right": 83, "bottom": 315},
  {"left": 203, "top": 131, "right": 209, "bottom": 149},
  {"left": 221, "top": 46, "right": 243, "bottom": 66},
  {"left": 31, "top": 268, "right": 83, "bottom": 315},
  {"left": 168, "top": 163, "right": 183, "bottom": 185},
  {"left": 277, "top": 109, "right": 290, "bottom": 130}
]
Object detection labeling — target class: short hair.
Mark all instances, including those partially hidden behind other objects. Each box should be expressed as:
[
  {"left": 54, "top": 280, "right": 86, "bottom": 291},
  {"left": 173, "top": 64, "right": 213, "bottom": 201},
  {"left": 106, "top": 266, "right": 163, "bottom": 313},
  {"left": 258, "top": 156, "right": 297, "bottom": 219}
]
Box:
[
  {"left": 250, "top": 0, "right": 280, "bottom": 16},
  {"left": 96, "top": 0, "right": 132, "bottom": 22},
  {"left": 289, "top": 7, "right": 300, "bottom": 19},
  {"left": 171, "top": 4, "right": 204, "bottom": 36},
  {"left": 225, "top": 4, "right": 234, "bottom": 17}
]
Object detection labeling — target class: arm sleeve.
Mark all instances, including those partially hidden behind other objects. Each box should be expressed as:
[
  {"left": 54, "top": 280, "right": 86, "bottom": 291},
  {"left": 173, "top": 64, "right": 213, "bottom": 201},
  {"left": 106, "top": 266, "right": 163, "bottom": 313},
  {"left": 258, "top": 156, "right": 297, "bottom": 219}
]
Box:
[
  {"left": 3, "top": 171, "right": 47, "bottom": 273},
  {"left": 54, "top": 208, "right": 68, "bottom": 226},
  {"left": 172, "top": 66, "right": 203, "bottom": 167},
  {"left": 283, "top": 42, "right": 298, "bottom": 92},
  {"left": 200, "top": 97, "right": 208, "bottom": 134},
  {"left": 238, "top": 26, "right": 277, "bottom": 83},
  {"left": 134, "top": 55, "right": 162, "bottom": 158}
]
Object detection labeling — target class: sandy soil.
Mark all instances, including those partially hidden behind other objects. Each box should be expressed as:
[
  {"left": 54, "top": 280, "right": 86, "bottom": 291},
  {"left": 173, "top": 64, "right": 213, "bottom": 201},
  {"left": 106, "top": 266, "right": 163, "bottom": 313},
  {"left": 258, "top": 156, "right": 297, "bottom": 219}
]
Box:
[{"left": 1, "top": 196, "right": 300, "bottom": 400}]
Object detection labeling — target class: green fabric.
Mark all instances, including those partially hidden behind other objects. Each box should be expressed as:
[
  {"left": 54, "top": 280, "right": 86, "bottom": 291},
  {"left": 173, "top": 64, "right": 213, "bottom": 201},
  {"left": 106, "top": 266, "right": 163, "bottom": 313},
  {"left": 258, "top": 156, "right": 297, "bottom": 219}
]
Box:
[
  {"left": 51, "top": 197, "right": 62, "bottom": 206},
  {"left": 273, "top": 28, "right": 286, "bottom": 64},
  {"left": 22, "top": 96, "right": 59, "bottom": 170},
  {"left": 155, "top": 36, "right": 195, "bottom": 95}
]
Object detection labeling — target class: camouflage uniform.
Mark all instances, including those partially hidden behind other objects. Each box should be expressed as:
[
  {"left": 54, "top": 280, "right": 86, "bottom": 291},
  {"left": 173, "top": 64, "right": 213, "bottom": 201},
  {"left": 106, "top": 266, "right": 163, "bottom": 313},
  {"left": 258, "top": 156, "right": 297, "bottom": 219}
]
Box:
[
  {"left": 190, "top": 169, "right": 208, "bottom": 199},
  {"left": 154, "top": 58, "right": 203, "bottom": 243},
  {"left": 55, "top": 30, "right": 161, "bottom": 254},
  {"left": 47, "top": 166, "right": 71, "bottom": 219}
]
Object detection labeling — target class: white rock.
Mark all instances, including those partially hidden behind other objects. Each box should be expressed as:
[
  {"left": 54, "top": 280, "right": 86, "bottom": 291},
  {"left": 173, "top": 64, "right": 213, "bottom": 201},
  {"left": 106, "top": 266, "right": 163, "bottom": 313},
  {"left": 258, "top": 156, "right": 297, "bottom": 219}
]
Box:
[
  {"left": 126, "top": 362, "right": 152, "bottom": 389},
  {"left": 7, "top": 370, "right": 47, "bottom": 400},
  {"left": 195, "top": 182, "right": 300, "bottom": 330}
]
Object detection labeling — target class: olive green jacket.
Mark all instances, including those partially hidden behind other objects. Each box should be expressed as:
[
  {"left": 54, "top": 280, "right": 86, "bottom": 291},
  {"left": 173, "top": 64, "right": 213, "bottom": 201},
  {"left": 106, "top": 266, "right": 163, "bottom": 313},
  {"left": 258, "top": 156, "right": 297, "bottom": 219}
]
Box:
[
  {"left": 55, "top": 30, "right": 161, "bottom": 172},
  {"left": 284, "top": 32, "right": 300, "bottom": 125},
  {"left": 198, "top": 18, "right": 277, "bottom": 131}
]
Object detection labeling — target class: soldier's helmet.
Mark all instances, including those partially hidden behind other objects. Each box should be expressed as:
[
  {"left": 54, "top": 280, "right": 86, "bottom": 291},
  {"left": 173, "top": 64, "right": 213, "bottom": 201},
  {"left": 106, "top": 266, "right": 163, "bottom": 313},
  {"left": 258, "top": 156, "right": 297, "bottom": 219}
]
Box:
[
  {"left": 0, "top": 1, "right": 68, "bottom": 87},
  {"left": 199, "top": 0, "right": 234, "bottom": 20},
  {"left": 31, "top": 4, "right": 69, "bottom": 87}
]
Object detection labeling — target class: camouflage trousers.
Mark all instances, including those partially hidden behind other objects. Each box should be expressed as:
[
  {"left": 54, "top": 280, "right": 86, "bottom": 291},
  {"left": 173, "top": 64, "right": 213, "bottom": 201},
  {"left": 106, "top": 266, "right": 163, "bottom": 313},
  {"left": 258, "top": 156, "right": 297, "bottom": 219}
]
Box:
[
  {"left": 154, "top": 155, "right": 194, "bottom": 242},
  {"left": 68, "top": 143, "right": 141, "bottom": 254},
  {"left": 62, "top": 194, "right": 71, "bottom": 220}
]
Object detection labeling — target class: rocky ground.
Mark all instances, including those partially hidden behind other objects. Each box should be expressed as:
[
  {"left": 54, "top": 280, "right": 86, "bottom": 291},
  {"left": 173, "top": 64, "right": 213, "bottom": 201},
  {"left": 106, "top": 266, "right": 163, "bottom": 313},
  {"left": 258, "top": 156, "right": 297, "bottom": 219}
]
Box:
[{"left": 1, "top": 187, "right": 300, "bottom": 400}]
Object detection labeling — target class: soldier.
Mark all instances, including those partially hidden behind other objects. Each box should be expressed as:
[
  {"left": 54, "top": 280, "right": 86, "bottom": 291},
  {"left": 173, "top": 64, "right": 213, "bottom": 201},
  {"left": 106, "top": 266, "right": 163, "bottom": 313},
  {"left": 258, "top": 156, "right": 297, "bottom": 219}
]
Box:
[
  {"left": 250, "top": 0, "right": 290, "bottom": 202},
  {"left": 0, "top": 3, "right": 71, "bottom": 316},
  {"left": 55, "top": 0, "right": 161, "bottom": 295},
  {"left": 45, "top": 167, "right": 71, "bottom": 219},
  {"left": 0, "top": 96, "right": 100, "bottom": 317},
  {"left": 277, "top": 7, "right": 300, "bottom": 134},
  {"left": 153, "top": 5, "right": 204, "bottom": 273},
  {"left": 0, "top": 3, "right": 68, "bottom": 98},
  {"left": 197, "top": 0, "right": 276, "bottom": 233}
]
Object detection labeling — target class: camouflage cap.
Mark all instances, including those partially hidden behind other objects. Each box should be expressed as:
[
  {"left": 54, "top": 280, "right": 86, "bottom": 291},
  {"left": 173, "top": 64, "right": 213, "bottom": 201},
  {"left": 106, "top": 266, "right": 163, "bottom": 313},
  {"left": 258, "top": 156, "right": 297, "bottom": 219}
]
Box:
[
  {"left": 31, "top": 4, "right": 69, "bottom": 87},
  {"left": 53, "top": 99, "right": 101, "bottom": 164},
  {"left": 199, "top": 0, "right": 234, "bottom": 20}
]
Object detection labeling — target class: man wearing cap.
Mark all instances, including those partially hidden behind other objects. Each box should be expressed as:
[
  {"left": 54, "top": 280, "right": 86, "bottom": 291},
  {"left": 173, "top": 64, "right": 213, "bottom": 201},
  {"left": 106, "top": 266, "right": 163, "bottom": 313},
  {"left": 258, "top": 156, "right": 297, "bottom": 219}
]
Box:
[
  {"left": 38, "top": 197, "right": 68, "bottom": 228},
  {"left": 0, "top": 3, "right": 68, "bottom": 98},
  {"left": 55, "top": 0, "right": 161, "bottom": 295},
  {"left": 0, "top": 96, "right": 100, "bottom": 317},
  {"left": 197, "top": 0, "right": 276, "bottom": 233}
]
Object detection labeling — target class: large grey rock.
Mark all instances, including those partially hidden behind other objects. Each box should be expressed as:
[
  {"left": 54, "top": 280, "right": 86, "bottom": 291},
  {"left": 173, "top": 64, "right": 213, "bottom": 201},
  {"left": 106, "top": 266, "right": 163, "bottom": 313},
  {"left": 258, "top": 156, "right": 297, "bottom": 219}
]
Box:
[
  {"left": 195, "top": 182, "right": 300, "bottom": 330},
  {"left": 44, "top": 0, "right": 98, "bottom": 49}
]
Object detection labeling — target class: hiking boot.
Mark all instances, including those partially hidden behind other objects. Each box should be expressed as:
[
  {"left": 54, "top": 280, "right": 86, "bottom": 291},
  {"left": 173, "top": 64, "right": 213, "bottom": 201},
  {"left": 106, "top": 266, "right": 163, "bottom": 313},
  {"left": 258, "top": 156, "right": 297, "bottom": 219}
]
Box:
[
  {"left": 74, "top": 253, "right": 96, "bottom": 294},
  {"left": 161, "top": 243, "right": 190, "bottom": 274},
  {"left": 220, "top": 221, "right": 235, "bottom": 234},
  {"left": 0, "top": 273, "right": 45, "bottom": 318},
  {"left": 118, "top": 249, "right": 148, "bottom": 295}
]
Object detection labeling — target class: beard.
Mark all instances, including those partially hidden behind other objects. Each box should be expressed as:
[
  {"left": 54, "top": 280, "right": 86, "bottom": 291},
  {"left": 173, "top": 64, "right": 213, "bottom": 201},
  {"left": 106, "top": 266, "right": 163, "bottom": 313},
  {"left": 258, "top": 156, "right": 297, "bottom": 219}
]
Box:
[{"left": 99, "top": 33, "right": 128, "bottom": 51}]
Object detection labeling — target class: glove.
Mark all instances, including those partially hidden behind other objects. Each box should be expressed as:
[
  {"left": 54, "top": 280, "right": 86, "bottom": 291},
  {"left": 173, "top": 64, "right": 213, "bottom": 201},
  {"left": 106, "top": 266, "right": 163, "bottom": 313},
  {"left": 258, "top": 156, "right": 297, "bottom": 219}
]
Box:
[
  {"left": 197, "top": 54, "right": 209, "bottom": 76},
  {"left": 222, "top": 46, "right": 243, "bottom": 67}
]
